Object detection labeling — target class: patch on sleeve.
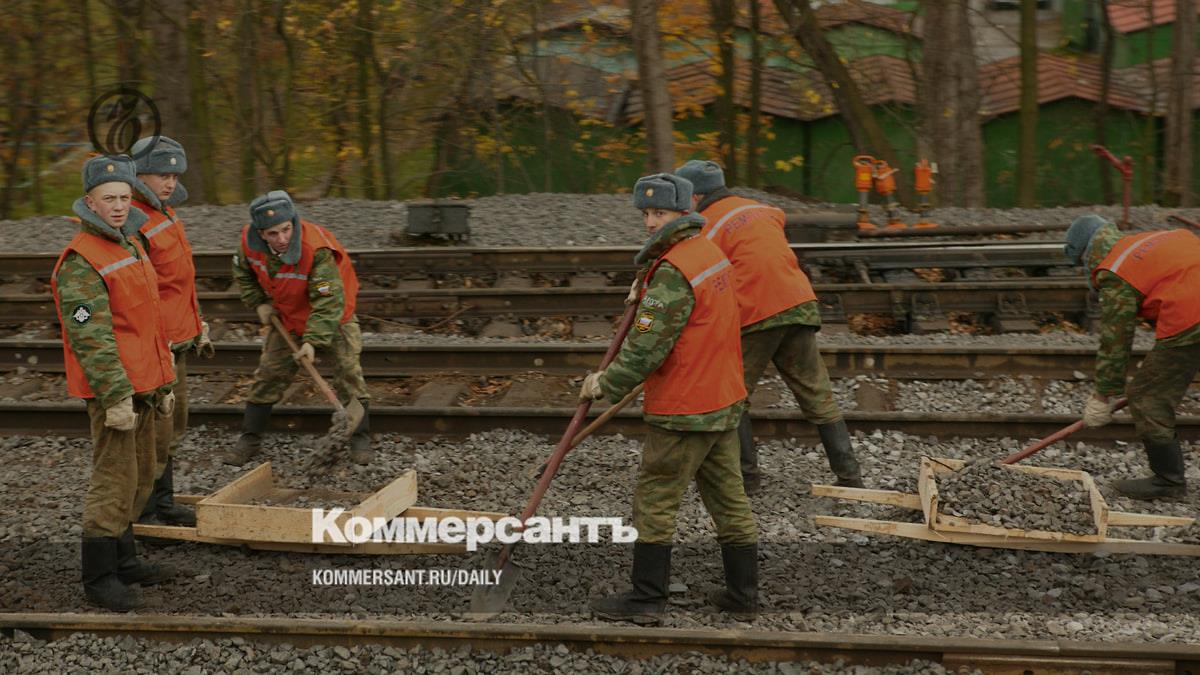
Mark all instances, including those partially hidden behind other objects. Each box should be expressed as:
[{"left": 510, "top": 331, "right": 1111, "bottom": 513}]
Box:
[
  {"left": 232, "top": 254, "right": 239, "bottom": 266},
  {"left": 71, "top": 304, "right": 92, "bottom": 324},
  {"left": 640, "top": 295, "right": 666, "bottom": 310},
  {"left": 315, "top": 282, "right": 333, "bottom": 296},
  {"left": 635, "top": 311, "right": 656, "bottom": 333}
]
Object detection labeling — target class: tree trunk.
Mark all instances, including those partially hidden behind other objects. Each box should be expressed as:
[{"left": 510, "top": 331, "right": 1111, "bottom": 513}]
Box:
[
  {"left": 747, "top": 0, "right": 763, "bottom": 188},
  {"left": 631, "top": 0, "right": 675, "bottom": 172},
  {"left": 710, "top": 0, "right": 737, "bottom": 183},
  {"left": 235, "top": 0, "right": 258, "bottom": 200},
  {"left": 112, "top": 0, "right": 144, "bottom": 85},
  {"left": 28, "top": 0, "right": 44, "bottom": 212},
  {"left": 1164, "top": 0, "right": 1195, "bottom": 206},
  {"left": 0, "top": 33, "right": 29, "bottom": 219},
  {"left": 185, "top": 0, "right": 220, "bottom": 203},
  {"left": 1095, "top": 0, "right": 1115, "bottom": 203},
  {"left": 954, "top": 3, "right": 985, "bottom": 206},
  {"left": 1016, "top": 0, "right": 1039, "bottom": 207},
  {"left": 274, "top": 0, "right": 296, "bottom": 187},
  {"left": 354, "top": 0, "right": 376, "bottom": 199},
  {"left": 78, "top": 0, "right": 97, "bottom": 100},
  {"left": 773, "top": 0, "right": 902, "bottom": 193},
  {"left": 148, "top": 0, "right": 192, "bottom": 158}
]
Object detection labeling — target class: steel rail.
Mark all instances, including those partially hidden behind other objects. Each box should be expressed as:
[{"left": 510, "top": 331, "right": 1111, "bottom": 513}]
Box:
[
  {"left": 0, "top": 340, "right": 1129, "bottom": 380},
  {"left": 0, "top": 242, "right": 1073, "bottom": 280},
  {"left": 0, "top": 613, "right": 1196, "bottom": 671},
  {"left": 1, "top": 402, "right": 1195, "bottom": 443},
  {"left": 0, "top": 279, "right": 1093, "bottom": 322}
]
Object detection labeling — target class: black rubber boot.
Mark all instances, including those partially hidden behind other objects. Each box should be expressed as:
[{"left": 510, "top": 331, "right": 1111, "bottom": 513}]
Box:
[
  {"left": 349, "top": 401, "right": 373, "bottom": 465},
  {"left": 224, "top": 403, "right": 272, "bottom": 466},
  {"left": 817, "top": 420, "right": 864, "bottom": 488},
  {"left": 707, "top": 544, "right": 759, "bottom": 621},
  {"left": 1114, "top": 437, "right": 1187, "bottom": 500},
  {"left": 116, "top": 526, "right": 175, "bottom": 586},
  {"left": 590, "top": 543, "right": 671, "bottom": 625},
  {"left": 142, "top": 457, "right": 196, "bottom": 526},
  {"left": 82, "top": 536, "right": 138, "bottom": 611},
  {"left": 737, "top": 412, "right": 762, "bottom": 496}
]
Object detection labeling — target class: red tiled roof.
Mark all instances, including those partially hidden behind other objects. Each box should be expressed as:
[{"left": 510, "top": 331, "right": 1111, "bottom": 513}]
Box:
[
  {"left": 1107, "top": 0, "right": 1199, "bottom": 34},
  {"left": 746, "top": 0, "right": 919, "bottom": 37},
  {"left": 977, "top": 52, "right": 1149, "bottom": 116}
]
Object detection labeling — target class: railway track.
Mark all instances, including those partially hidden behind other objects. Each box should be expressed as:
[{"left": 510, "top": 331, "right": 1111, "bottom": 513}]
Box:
[
  {"left": 0, "top": 242, "right": 1074, "bottom": 281},
  {"left": 2, "top": 401, "right": 1195, "bottom": 442},
  {"left": 0, "top": 340, "right": 1145, "bottom": 380},
  {"left": 1, "top": 612, "right": 1197, "bottom": 672}
]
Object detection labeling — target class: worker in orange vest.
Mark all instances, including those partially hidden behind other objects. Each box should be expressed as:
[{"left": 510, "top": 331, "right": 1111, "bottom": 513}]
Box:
[
  {"left": 676, "top": 160, "right": 863, "bottom": 494},
  {"left": 1066, "top": 215, "right": 1200, "bottom": 499},
  {"left": 52, "top": 155, "right": 178, "bottom": 611},
  {"left": 580, "top": 173, "right": 757, "bottom": 625},
  {"left": 226, "top": 191, "right": 371, "bottom": 465},
  {"left": 130, "top": 135, "right": 213, "bottom": 527}
]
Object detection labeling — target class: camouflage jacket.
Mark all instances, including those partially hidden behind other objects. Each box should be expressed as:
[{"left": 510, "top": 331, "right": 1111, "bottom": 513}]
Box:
[
  {"left": 599, "top": 214, "right": 744, "bottom": 432},
  {"left": 1088, "top": 224, "right": 1200, "bottom": 395},
  {"left": 232, "top": 245, "right": 346, "bottom": 348},
  {"left": 56, "top": 212, "right": 167, "bottom": 407}
]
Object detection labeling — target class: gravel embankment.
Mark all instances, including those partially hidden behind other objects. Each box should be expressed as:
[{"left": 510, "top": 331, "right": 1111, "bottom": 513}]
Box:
[
  {"left": 3, "top": 425, "right": 1200, "bottom": 643},
  {"left": 2, "top": 194, "right": 1196, "bottom": 253}
]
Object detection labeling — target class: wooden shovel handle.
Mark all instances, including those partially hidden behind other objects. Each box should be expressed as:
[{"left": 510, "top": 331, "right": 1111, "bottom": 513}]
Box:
[
  {"left": 269, "top": 315, "right": 346, "bottom": 413},
  {"left": 570, "top": 384, "right": 643, "bottom": 448},
  {"left": 1002, "top": 396, "right": 1128, "bottom": 464}
]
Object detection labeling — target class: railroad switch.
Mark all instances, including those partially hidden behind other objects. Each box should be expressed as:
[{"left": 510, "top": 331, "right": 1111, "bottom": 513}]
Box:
[
  {"left": 873, "top": 159, "right": 905, "bottom": 230},
  {"left": 853, "top": 155, "right": 876, "bottom": 231},
  {"left": 913, "top": 160, "right": 938, "bottom": 229}
]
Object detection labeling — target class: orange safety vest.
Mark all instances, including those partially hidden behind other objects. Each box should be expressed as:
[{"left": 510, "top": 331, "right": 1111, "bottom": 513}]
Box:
[
  {"left": 1094, "top": 228, "right": 1200, "bottom": 339},
  {"left": 640, "top": 235, "right": 747, "bottom": 416},
  {"left": 52, "top": 231, "right": 176, "bottom": 399},
  {"left": 240, "top": 219, "right": 360, "bottom": 335},
  {"left": 133, "top": 200, "right": 202, "bottom": 345},
  {"left": 699, "top": 196, "right": 816, "bottom": 328}
]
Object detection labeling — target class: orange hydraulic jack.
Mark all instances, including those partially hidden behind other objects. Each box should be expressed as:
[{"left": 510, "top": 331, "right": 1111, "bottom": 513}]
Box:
[
  {"left": 853, "top": 155, "right": 876, "bottom": 231},
  {"left": 913, "top": 159, "right": 938, "bottom": 228},
  {"left": 873, "top": 159, "right": 905, "bottom": 229}
]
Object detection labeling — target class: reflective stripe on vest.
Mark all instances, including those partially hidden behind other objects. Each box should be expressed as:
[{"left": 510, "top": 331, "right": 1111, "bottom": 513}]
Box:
[
  {"left": 135, "top": 200, "right": 203, "bottom": 345},
  {"left": 241, "top": 220, "right": 360, "bottom": 335},
  {"left": 641, "top": 236, "right": 746, "bottom": 416},
  {"left": 699, "top": 196, "right": 817, "bottom": 327},
  {"left": 1095, "top": 229, "right": 1200, "bottom": 339},
  {"left": 51, "top": 230, "right": 175, "bottom": 399}
]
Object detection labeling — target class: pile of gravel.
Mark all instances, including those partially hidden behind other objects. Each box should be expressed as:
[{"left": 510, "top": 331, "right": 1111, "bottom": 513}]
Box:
[
  {"left": 935, "top": 461, "right": 1097, "bottom": 535},
  {"left": 0, "top": 630, "right": 972, "bottom": 674},
  {"left": 2, "top": 193, "right": 1194, "bottom": 253}
]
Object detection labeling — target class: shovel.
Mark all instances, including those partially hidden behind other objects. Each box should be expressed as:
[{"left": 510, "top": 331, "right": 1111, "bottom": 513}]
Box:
[
  {"left": 1002, "top": 397, "right": 1128, "bottom": 465},
  {"left": 468, "top": 302, "right": 640, "bottom": 619},
  {"left": 267, "top": 315, "right": 365, "bottom": 468}
]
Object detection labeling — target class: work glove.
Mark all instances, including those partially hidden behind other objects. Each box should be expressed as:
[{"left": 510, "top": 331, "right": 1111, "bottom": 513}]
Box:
[
  {"left": 105, "top": 396, "right": 136, "bottom": 431},
  {"left": 1082, "top": 394, "right": 1117, "bottom": 428},
  {"left": 157, "top": 391, "right": 176, "bottom": 416},
  {"left": 579, "top": 370, "right": 605, "bottom": 401},
  {"left": 293, "top": 342, "right": 315, "bottom": 364},
  {"left": 624, "top": 278, "right": 640, "bottom": 306},
  {"left": 195, "top": 321, "right": 215, "bottom": 358},
  {"left": 255, "top": 303, "right": 276, "bottom": 326}
]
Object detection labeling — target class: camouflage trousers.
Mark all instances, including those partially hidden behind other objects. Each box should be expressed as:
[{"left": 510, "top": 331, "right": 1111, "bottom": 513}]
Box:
[
  {"left": 632, "top": 425, "right": 758, "bottom": 546},
  {"left": 152, "top": 349, "right": 190, "bottom": 478},
  {"left": 741, "top": 324, "right": 841, "bottom": 424},
  {"left": 248, "top": 319, "right": 370, "bottom": 406},
  {"left": 83, "top": 395, "right": 157, "bottom": 538},
  {"left": 1127, "top": 341, "right": 1200, "bottom": 443}
]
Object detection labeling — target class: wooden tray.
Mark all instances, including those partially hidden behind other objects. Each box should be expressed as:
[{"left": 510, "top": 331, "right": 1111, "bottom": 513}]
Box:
[{"left": 918, "top": 457, "right": 1108, "bottom": 543}]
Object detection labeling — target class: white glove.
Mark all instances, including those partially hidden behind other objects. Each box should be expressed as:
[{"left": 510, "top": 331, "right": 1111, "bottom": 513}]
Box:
[
  {"left": 157, "top": 391, "right": 176, "bottom": 416},
  {"left": 293, "top": 342, "right": 315, "bottom": 364},
  {"left": 579, "top": 370, "right": 605, "bottom": 401},
  {"left": 195, "top": 321, "right": 215, "bottom": 358},
  {"left": 105, "top": 396, "right": 136, "bottom": 431},
  {"left": 255, "top": 303, "right": 276, "bottom": 326},
  {"left": 625, "top": 279, "right": 640, "bottom": 306},
  {"left": 1082, "top": 394, "right": 1117, "bottom": 428}
]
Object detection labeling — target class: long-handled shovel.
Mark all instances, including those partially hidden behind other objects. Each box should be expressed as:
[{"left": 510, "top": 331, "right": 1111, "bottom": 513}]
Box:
[
  {"left": 267, "top": 315, "right": 365, "bottom": 469},
  {"left": 468, "top": 303, "right": 640, "bottom": 618},
  {"left": 1001, "top": 397, "right": 1128, "bottom": 465}
]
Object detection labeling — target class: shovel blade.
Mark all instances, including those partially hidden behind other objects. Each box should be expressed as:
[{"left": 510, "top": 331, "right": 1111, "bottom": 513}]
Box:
[
  {"left": 465, "top": 548, "right": 523, "bottom": 620},
  {"left": 333, "top": 398, "right": 365, "bottom": 441}
]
